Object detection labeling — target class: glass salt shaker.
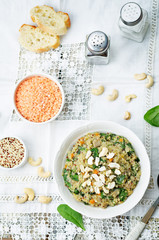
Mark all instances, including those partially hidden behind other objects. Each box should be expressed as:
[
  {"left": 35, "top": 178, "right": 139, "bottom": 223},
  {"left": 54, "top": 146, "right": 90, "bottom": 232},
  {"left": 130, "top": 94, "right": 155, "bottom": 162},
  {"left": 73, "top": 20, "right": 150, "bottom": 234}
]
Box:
[
  {"left": 85, "top": 31, "right": 110, "bottom": 65},
  {"left": 118, "top": 2, "right": 149, "bottom": 42}
]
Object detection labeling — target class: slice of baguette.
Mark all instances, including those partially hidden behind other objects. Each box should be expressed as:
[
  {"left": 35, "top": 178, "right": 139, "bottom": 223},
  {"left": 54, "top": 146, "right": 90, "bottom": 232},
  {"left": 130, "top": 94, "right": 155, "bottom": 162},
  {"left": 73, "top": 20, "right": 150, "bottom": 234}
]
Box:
[
  {"left": 57, "top": 11, "right": 71, "bottom": 28},
  {"left": 30, "top": 5, "right": 69, "bottom": 35},
  {"left": 19, "top": 24, "right": 60, "bottom": 53}
]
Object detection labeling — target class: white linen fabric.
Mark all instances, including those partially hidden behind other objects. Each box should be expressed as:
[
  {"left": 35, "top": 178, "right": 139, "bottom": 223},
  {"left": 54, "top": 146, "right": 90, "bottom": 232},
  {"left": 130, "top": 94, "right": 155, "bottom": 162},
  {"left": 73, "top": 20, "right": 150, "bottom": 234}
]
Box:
[{"left": 0, "top": 0, "right": 159, "bottom": 239}]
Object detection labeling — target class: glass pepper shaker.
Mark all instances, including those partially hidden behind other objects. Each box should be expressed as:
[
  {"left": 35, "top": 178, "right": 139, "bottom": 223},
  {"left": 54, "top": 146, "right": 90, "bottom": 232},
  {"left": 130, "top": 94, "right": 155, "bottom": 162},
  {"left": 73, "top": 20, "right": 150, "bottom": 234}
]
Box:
[
  {"left": 118, "top": 2, "right": 149, "bottom": 42},
  {"left": 85, "top": 31, "right": 110, "bottom": 65}
]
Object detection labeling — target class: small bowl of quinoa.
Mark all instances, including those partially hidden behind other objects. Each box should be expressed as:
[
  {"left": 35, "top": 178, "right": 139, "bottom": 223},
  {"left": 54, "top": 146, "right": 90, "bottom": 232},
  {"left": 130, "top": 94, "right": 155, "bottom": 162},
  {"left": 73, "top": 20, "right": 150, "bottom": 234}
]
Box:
[
  {"left": 0, "top": 136, "right": 28, "bottom": 170},
  {"left": 13, "top": 73, "right": 64, "bottom": 123}
]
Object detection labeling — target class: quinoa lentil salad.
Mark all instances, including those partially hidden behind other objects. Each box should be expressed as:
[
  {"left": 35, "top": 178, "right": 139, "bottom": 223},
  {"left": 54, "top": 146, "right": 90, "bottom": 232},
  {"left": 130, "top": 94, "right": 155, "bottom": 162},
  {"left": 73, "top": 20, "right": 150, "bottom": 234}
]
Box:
[{"left": 62, "top": 132, "right": 141, "bottom": 208}]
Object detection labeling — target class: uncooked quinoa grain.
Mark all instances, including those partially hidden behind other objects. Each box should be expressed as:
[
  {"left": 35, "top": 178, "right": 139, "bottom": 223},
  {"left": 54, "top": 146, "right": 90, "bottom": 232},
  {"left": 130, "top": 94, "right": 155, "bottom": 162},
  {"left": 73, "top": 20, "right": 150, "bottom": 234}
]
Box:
[
  {"left": 0, "top": 137, "right": 25, "bottom": 168},
  {"left": 15, "top": 76, "right": 62, "bottom": 123}
]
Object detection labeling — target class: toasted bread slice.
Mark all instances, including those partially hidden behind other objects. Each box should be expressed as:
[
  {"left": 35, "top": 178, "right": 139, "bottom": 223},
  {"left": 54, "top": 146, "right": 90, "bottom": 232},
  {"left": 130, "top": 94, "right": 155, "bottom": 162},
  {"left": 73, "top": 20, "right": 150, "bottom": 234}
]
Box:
[
  {"left": 19, "top": 24, "right": 60, "bottom": 53},
  {"left": 30, "top": 5, "right": 68, "bottom": 35},
  {"left": 57, "top": 11, "right": 71, "bottom": 28}
]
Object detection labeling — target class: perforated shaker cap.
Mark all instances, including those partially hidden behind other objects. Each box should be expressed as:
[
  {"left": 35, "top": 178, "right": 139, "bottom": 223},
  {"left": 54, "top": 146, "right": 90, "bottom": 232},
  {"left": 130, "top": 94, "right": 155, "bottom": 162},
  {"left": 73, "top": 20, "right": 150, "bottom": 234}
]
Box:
[
  {"left": 86, "top": 31, "right": 109, "bottom": 54},
  {"left": 120, "top": 2, "right": 143, "bottom": 26}
]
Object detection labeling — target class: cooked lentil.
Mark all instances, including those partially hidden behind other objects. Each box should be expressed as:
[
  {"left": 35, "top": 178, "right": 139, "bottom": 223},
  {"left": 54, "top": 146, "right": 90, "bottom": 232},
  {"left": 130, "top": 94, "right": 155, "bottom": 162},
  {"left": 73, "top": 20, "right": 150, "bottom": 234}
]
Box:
[
  {"left": 0, "top": 137, "right": 24, "bottom": 168},
  {"left": 62, "top": 132, "right": 141, "bottom": 208},
  {"left": 15, "top": 76, "right": 62, "bottom": 123}
]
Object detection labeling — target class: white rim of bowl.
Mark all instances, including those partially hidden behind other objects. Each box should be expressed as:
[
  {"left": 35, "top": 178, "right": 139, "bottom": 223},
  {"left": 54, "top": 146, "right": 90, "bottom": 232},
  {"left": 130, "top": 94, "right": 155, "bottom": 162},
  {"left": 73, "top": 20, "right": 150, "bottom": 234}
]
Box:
[
  {"left": 54, "top": 121, "right": 151, "bottom": 218},
  {"left": 13, "top": 73, "right": 65, "bottom": 124},
  {"left": 0, "top": 136, "right": 28, "bottom": 171}
]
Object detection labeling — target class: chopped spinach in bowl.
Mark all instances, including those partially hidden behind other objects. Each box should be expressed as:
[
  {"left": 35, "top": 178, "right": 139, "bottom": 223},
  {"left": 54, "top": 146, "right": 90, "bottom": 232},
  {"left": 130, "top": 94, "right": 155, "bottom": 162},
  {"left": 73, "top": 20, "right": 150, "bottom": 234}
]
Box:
[{"left": 62, "top": 132, "right": 141, "bottom": 208}]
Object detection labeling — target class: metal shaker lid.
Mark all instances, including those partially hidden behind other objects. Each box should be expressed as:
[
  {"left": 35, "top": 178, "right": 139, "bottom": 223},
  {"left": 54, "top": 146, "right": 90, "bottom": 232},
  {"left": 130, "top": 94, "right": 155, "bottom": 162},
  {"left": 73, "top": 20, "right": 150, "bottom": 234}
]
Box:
[
  {"left": 86, "top": 31, "right": 109, "bottom": 54},
  {"left": 120, "top": 2, "right": 143, "bottom": 26}
]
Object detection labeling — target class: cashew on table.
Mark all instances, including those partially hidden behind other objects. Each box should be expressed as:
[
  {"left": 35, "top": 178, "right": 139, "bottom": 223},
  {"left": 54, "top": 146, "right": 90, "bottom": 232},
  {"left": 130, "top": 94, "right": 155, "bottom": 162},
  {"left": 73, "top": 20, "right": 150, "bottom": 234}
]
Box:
[
  {"left": 125, "top": 94, "right": 137, "bottom": 103},
  {"left": 28, "top": 157, "right": 42, "bottom": 166},
  {"left": 38, "top": 196, "right": 52, "bottom": 204},
  {"left": 24, "top": 188, "right": 35, "bottom": 201},
  {"left": 134, "top": 73, "right": 147, "bottom": 80},
  {"left": 14, "top": 194, "right": 28, "bottom": 204},
  {"left": 37, "top": 167, "right": 51, "bottom": 178},
  {"left": 146, "top": 75, "right": 154, "bottom": 88},
  {"left": 107, "top": 89, "right": 118, "bottom": 101},
  {"left": 91, "top": 85, "right": 104, "bottom": 96}
]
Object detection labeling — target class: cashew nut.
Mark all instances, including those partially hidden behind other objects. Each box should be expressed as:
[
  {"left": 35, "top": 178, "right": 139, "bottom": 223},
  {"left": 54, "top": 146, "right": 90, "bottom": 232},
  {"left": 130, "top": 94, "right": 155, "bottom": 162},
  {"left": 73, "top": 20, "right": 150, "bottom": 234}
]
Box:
[
  {"left": 146, "top": 75, "right": 154, "bottom": 88},
  {"left": 134, "top": 73, "right": 147, "bottom": 80},
  {"left": 91, "top": 86, "right": 104, "bottom": 96},
  {"left": 28, "top": 157, "right": 42, "bottom": 166},
  {"left": 124, "top": 111, "right": 131, "bottom": 120},
  {"left": 14, "top": 194, "right": 28, "bottom": 204},
  {"left": 24, "top": 188, "right": 35, "bottom": 201},
  {"left": 37, "top": 167, "right": 51, "bottom": 178},
  {"left": 125, "top": 94, "right": 137, "bottom": 103},
  {"left": 38, "top": 196, "right": 52, "bottom": 204},
  {"left": 107, "top": 89, "right": 118, "bottom": 101},
  {"left": 93, "top": 139, "right": 101, "bottom": 147}
]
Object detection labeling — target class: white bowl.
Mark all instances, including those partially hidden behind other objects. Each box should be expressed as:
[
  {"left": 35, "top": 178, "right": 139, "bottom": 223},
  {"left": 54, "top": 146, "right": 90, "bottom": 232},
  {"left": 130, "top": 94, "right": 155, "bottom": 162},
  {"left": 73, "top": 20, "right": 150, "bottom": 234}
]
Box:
[
  {"left": 54, "top": 121, "right": 150, "bottom": 219},
  {"left": 0, "top": 136, "right": 28, "bottom": 171},
  {"left": 13, "top": 73, "right": 65, "bottom": 124}
]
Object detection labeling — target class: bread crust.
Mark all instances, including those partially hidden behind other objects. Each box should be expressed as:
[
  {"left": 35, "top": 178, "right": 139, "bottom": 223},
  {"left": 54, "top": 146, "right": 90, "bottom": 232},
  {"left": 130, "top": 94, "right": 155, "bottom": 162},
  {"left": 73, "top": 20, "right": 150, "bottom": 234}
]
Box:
[
  {"left": 57, "top": 11, "right": 71, "bottom": 28},
  {"left": 19, "top": 24, "right": 36, "bottom": 31}
]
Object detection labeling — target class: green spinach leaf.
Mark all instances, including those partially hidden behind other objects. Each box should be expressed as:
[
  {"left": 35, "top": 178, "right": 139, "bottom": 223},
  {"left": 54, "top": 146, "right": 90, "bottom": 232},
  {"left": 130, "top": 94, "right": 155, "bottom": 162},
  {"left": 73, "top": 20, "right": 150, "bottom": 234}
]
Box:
[
  {"left": 101, "top": 190, "right": 107, "bottom": 199},
  {"left": 116, "top": 175, "right": 125, "bottom": 185},
  {"left": 120, "top": 139, "right": 125, "bottom": 150},
  {"left": 91, "top": 148, "right": 99, "bottom": 158},
  {"left": 77, "top": 146, "right": 86, "bottom": 154},
  {"left": 100, "top": 133, "right": 107, "bottom": 137},
  {"left": 126, "top": 143, "right": 134, "bottom": 151},
  {"left": 119, "top": 188, "right": 128, "bottom": 201},
  {"left": 135, "top": 157, "right": 140, "bottom": 162},
  {"left": 108, "top": 195, "right": 114, "bottom": 201},
  {"left": 74, "top": 189, "right": 79, "bottom": 194},
  {"left": 65, "top": 181, "right": 71, "bottom": 187},
  {"left": 70, "top": 172, "right": 79, "bottom": 181},
  {"left": 144, "top": 105, "right": 159, "bottom": 127},
  {"left": 57, "top": 204, "right": 86, "bottom": 231}
]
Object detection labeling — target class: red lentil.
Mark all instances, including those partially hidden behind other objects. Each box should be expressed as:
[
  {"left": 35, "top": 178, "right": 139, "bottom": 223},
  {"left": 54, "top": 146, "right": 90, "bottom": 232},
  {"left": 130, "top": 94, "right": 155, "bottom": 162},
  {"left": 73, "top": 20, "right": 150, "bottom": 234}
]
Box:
[
  {"left": 0, "top": 137, "right": 24, "bottom": 168},
  {"left": 15, "top": 76, "right": 62, "bottom": 123}
]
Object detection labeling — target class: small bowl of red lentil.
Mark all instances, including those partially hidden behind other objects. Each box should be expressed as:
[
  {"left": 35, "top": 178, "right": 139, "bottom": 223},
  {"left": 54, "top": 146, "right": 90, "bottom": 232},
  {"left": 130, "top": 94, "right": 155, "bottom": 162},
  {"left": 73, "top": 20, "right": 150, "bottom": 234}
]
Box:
[
  {"left": 13, "top": 73, "right": 64, "bottom": 123},
  {"left": 0, "top": 136, "right": 28, "bottom": 170}
]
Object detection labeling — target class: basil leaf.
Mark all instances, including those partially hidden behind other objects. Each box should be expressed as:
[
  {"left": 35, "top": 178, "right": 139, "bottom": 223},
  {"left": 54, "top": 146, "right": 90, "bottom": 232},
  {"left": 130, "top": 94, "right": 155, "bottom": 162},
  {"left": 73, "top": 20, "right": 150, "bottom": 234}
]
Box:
[
  {"left": 144, "top": 105, "right": 159, "bottom": 127},
  {"left": 116, "top": 175, "right": 125, "bottom": 185},
  {"left": 57, "top": 204, "right": 86, "bottom": 231},
  {"left": 91, "top": 148, "right": 99, "bottom": 158}
]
